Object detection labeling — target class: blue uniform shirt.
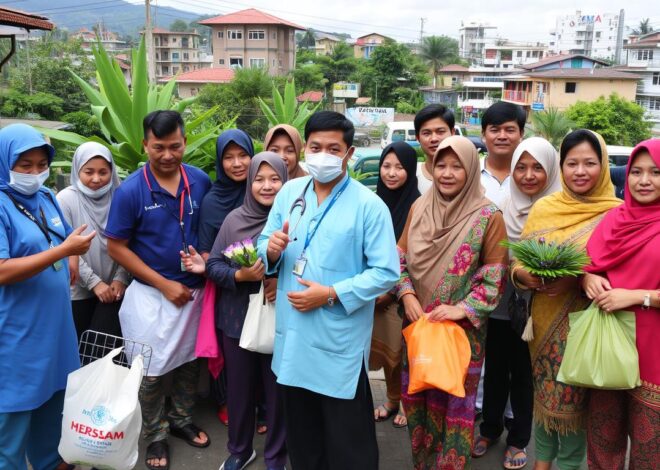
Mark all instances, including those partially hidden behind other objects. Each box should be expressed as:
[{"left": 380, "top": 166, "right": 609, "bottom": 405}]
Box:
[
  {"left": 257, "top": 174, "right": 399, "bottom": 399},
  {"left": 105, "top": 163, "right": 211, "bottom": 288}
]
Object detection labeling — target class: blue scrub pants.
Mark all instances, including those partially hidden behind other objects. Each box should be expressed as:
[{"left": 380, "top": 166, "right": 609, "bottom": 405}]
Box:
[{"left": 0, "top": 390, "right": 65, "bottom": 470}]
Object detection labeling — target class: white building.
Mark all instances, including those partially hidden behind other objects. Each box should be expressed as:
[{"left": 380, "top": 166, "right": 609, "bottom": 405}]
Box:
[
  {"left": 621, "top": 32, "right": 660, "bottom": 133},
  {"left": 549, "top": 10, "right": 625, "bottom": 62},
  {"left": 483, "top": 41, "right": 548, "bottom": 68},
  {"left": 459, "top": 21, "right": 497, "bottom": 64}
]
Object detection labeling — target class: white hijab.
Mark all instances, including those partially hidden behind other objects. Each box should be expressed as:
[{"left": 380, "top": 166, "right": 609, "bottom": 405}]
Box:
[
  {"left": 70, "top": 142, "right": 121, "bottom": 244},
  {"left": 502, "top": 137, "right": 562, "bottom": 242}
]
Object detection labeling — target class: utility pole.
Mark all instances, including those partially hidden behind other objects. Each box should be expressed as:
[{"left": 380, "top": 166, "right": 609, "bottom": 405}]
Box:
[
  {"left": 145, "top": 0, "right": 156, "bottom": 83},
  {"left": 419, "top": 17, "right": 426, "bottom": 46}
]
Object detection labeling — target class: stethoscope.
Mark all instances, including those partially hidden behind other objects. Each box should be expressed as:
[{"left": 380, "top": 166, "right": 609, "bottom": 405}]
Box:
[{"left": 288, "top": 180, "right": 312, "bottom": 241}]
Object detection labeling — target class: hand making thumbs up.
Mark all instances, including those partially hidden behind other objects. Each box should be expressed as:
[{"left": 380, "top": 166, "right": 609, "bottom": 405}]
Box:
[{"left": 267, "top": 220, "right": 290, "bottom": 264}]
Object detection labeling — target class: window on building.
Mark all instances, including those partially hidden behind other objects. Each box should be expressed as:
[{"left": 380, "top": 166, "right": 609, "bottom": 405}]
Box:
[
  {"left": 172, "top": 37, "right": 177, "bottom": 43},
  {"left": 182, "top": 38, "right": 189, "bottom": 48},
  {"left": 596, "top": 31, "right": 601, "bottom": 38},
  {"left": 230, "top": 57, "right": 244, "bottom": 68},
  {"left": 272, "top": 32, "right": 277, "bottom": 39},
  {"left": 228, "top": 30, "right": 243, "bottom": 40},
  {"left": 217, "top": 31, "right": 224, "bottom": 38},
  {"left": 162, "top": 52, "right": 169, "bottom": 60},
  {"left": 250, "top": 58, "right": 265, "bottom": 68},
  {"left": 183, "top": 52, "right": 189, "bottom": 60},
  {"left": 219, "top": 59, "right": 225, "bottom": 65},
  {"left": 637, "top": 50, "right": 654, "bottom": 60},
  {"left": 248, "top": 30, "right": 265, "bottom": 40},
  {"left": 517, "top": 51, "right": 523, "bottom": 57},
  {"left": 172, "top": 52, "right": 180, "bottom": 60},
  {"left": 653, "top": 72, "right": 660, "bottom": 86},
  {"left": 173, "top": 67, "right": 179, "bottom": 74},
  {"left": 184, "top": 66, "right": 189, "bottom": 72},
  {"left": 163, "top": 66, "right": 169, "bottom": 74},
  {"left": 650, "top": 97, "right": 660, "bottom": 111},
  {"left": 526, "top": 51, "right": 531, "bottom": 58},
  {"left": 565, "top": 82, "right": 577, "bottom": 93}
]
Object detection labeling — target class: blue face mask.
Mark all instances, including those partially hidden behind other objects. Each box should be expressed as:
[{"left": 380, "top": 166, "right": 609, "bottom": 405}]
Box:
[
  {"left": 9, "top": 169, "right": 50, "bottom": 195},
  {"left": 305, "top": 151, "right": 347, "bottom": 183}
]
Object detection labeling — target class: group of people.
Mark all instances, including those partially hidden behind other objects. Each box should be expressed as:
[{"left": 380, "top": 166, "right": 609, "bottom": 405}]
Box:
[{"left": 0, "top": 101, "right": 656, "bottom": 470}]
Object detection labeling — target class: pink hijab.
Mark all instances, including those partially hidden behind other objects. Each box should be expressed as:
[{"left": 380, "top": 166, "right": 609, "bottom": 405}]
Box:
[{"left": 586, "top": 138, "right": 660, "bottom": 384}]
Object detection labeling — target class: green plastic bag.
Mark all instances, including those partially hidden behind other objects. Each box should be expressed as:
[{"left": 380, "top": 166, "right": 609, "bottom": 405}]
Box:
[{"left": 557, "top": 301, "right": 641, "bottom": 390}]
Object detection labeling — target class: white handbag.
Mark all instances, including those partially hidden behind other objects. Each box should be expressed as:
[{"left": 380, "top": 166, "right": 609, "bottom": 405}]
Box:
[{"left": 239, "top": 282, "right": 276, "bottom": 354}]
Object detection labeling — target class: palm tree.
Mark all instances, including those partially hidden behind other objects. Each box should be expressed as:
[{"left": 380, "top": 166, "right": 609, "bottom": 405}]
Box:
[
  {"left": 419, "top": 36, "right": 458, "bottom": 88},
  {"left": 632, "top": 18, "right": 652, "bottom": 36},
  {"left": 530, "top": 108, "right": 575, "bottom": 148}
]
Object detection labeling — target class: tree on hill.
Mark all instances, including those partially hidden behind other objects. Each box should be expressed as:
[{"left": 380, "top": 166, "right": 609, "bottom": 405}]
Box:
[
  {"left": 419, "top": 35, "right": 459, "bottom": 87},
  {"left": 169, "top": 19, "right": 189, "bottom": 32}
]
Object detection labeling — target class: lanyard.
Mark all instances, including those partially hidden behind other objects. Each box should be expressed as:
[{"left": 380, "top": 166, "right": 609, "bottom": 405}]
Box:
[
  {"left": 2, "top": 190, "right": 62, "bottom": 246},
  {"left": 302, "top": 177, "right": 350, "bottom": 253},
  {"left": 142, "top": 165, "right": 193, "bottom": 251}
]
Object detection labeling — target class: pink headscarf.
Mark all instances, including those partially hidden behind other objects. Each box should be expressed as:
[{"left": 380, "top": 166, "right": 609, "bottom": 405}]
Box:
[{"left": 586, "top": 138, "right": 660, "bottom": 384}]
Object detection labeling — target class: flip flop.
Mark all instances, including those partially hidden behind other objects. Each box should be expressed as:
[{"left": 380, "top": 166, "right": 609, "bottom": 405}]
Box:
[
  {"left": 392, "top": 410, "right": 408, "bottom": 428},
  {"left": 374, "top": 403, "right": 398, "bottom": 422},
  {"left": 472, "top": 435, "right": 497, "bottom": 458},
  {"left": 145, "top": 440, "right": 169, "bottom": 470},
  {"left": 169, "top": 423, "right": 210, "bottom": 448},
  {"left": 503, "top": 446, "right": 527, "bottom": 469}
]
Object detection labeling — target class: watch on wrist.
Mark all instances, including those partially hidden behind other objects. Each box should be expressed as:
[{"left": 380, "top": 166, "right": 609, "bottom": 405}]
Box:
[
  {"left": 642, "top": 292, "right": 651, "bottom": 310},
  {"left": 327, "top": 287, "right": 335, "bottom": 306}
]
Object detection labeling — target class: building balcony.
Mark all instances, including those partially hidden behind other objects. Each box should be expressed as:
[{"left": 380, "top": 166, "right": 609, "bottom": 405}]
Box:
[
  {"left": 503, "top": 89, "right": 532, "bottom": 104},
  {"left": 627, "top": 58, "right": 660, "bottom": 68}
]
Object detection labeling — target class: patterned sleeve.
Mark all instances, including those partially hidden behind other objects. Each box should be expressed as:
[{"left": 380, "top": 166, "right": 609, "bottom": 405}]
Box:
[
  {"left": 457, "top": 211, "right": 509, "bottom": 329},
  {"left": 393, "top": 204, "right": 416, "bottom": 300}
]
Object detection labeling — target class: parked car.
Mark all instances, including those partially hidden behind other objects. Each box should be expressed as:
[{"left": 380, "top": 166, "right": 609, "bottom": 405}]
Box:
[
  {"left": 353, "top": 132, "right": 371, "bottom": 147},
  {"left": 350, "top": 148, "right": 381, "bottom": 191},
  {"left": 606, "top": 145, "right": 634, "bottom": 167}
]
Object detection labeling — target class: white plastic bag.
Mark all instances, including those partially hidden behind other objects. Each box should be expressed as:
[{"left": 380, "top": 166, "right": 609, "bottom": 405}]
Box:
[
  {"left": 239, "top": 283, "right": 276, "bottom": 354},
  {"left": 58, "top": 348, "right": 143, "bottom": 470}
]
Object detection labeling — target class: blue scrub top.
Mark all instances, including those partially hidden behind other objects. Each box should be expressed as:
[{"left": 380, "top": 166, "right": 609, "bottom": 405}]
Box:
[
  {"left": 0, "top": 189, "right": 79, "bottom": 412},
  {"left": 105, "top": 163, "right": 211, "bottom": 288}
]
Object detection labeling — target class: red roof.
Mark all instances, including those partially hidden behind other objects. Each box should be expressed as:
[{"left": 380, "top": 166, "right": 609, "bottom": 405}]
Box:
[
  {"left": 439, "top": 64, "right": 470, "bottom": 73},
  {"left": 160, "top": 67, "right": 235, "bottom": 84},
  {"left": 199, "top": 8, "right": 304, "bottom": 30},
  {"left": 297, "top": 91, "right": 324, "bottom": 103},
  {"left": 0, "top": 7, "right": 53, "bottom": 31}
]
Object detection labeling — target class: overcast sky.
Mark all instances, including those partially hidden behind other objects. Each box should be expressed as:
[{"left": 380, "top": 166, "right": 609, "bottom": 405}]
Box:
[{"left": 133, "top": 0, "right": 657, "bottom": 43}]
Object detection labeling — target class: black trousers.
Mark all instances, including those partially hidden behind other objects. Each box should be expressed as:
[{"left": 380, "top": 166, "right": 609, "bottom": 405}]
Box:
[
  {"left": 71, "top": 297, "right": 123, "bottom": 341},
  {"left": 280, "top": 365, "right": 378, "bottom": 470},
  {"left": 480, "top": 318, "right": 533, "bottom": 449}
]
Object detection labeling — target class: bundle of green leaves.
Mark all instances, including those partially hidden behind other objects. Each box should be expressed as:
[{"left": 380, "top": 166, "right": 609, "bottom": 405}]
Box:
[{"left": 502, "top": 238, "right": 591, "bottom": 279}]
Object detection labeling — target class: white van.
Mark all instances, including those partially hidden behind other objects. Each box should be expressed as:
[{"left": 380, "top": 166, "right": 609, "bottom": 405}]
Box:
[{"left": 380, "top": 121, "right": 464, "bottom": 149}]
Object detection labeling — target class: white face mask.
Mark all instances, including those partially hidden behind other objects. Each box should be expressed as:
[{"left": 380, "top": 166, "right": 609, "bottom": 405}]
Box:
[
  {"left": 9, "top": 169, "right": 50, "bottom": 195},
  {"left": 76, "top": 180, "right": 113, "bottom": 199},
  {"left": 305, "top": 151, "right": 347, "bottom": 183}
]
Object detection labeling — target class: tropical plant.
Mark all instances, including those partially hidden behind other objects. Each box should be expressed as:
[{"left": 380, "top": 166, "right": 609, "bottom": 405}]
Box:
[
  {"left": 631, "top": 18, "right": 653, "bottom": 36},
  {"left": 258, "top": 80, "right": 321, "bottom": 136},
  {"left": 419, "top": 36, "right": 459, "bottom": 87},
  {"left": 38, "top": 38, "right": 224, "bottom": 173},
  {"left": 530, "top": 108, "right": 575, "bottom": 148}
]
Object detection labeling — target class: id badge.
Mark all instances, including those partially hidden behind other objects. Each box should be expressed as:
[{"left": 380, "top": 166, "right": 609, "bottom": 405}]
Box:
[
  {"left": 181, "top": 260, "right": 187, "bottom": 272},
  {"left": 52, "top": 259, "right": 63, "bottom": 271},
  {"left": 292, "top": 255, "right": 307, "bottom": 277}
]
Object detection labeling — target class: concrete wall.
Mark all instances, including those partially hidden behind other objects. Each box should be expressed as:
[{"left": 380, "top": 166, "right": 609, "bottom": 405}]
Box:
[{"left": 546, "top": 78, "right": 637, "bottom": 109}]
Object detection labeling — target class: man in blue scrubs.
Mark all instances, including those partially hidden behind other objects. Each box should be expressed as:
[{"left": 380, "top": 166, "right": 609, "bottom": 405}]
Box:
[
  {"left": 258, "top": 111, "right": 400, "bottom": 469},
  {"left": 106, "top": 111, "right": 211, "bottom": 470}
]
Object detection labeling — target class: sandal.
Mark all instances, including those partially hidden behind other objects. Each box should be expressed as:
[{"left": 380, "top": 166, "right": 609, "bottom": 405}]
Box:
[
  {"left": 374, "top": 403, "right": 398, "bottom": 422},
  {"left": 472, "top": 435, "right": 497, "bottom": 458},
  {"left": 503, "top": 446, "right": 527, "bottom": 469},
  {"left": 393, "top": 410, "right": 407, "bottom": 428},
  {"left": 169, "top": 423, "right": 211, "bottom": 448},
  {"left": 145, "top": 440, "right": 169, "bottom": 470}
]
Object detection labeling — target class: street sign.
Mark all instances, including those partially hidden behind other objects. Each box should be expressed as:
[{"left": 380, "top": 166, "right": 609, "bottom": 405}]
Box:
[{"left": 532, "top": 102, "right": 545, "bottom": 111}]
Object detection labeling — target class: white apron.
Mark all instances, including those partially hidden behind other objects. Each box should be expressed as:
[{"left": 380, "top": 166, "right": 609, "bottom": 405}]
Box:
[{"left": 119, "top": 281, "right": 203, "bottom": 377}]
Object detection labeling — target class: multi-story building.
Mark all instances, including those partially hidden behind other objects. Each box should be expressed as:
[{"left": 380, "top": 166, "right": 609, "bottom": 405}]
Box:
[
  {"left": 148, "top": 28, "right": 207, "bottom": 78},
  {"left": 483, "top": 41, "right": 548, "bottom": 68},
  {"left": 71, "top": 27, "right": 126, "bottom": 52},
  {"left": 353, "top": 33, "right": 391, "bottom": 59},
  {"left": 314, "top": 32, "right": 342, "bottom": 56},
  {"left": 549, "top": 10, "right": 625, "bottom": 62},
  {"left": 458, "top": 21, "right": 498, "bottom": 64},
  {"left": 199, "top": 8, "right": 303, "bottom": 76},
  {"left": 621, "top": 32, "right": 660, "bottom": 133}
]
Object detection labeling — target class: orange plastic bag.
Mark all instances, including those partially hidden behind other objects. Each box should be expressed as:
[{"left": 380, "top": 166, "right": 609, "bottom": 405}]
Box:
[{"left": 402, "top": 315, "right": 471, "bottom": 397}]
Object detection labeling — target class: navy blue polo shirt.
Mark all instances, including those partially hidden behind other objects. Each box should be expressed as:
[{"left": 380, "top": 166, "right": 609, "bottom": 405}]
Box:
[{"left": 105, "top": 163, "right": 211, "bottom": 288}]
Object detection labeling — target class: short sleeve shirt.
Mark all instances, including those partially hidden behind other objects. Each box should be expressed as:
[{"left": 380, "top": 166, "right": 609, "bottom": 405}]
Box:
[{"left": 105, "top": 163, "right": 211, "bottom": 288}]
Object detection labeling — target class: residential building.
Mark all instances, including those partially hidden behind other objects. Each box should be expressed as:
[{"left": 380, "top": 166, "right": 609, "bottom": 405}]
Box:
[
  {"left": 520, "top": 53, "right": 609, "bottom": 72},
  {"left": 501, "top": 68, "right": 639, "bottom": 112},
  {"left": 0, "top": 6, "right": 53, "bottom": 72},
  {"left": 297, "top": 90, "right": 324, "bottom": 103},
  {"left": 71, "top": 27, "right": 126, "bottom": 52},
  {"left": 458, "top": 21, "right": 497, "bottom": 64},
  {"left": 160, "top": 67, "right": 235, "bottom": 99},
  {"left": 146, "top": 28, "right": 208, "bottom": 78},
  {"left": 621, "top": 32, "right": 660, "bottom": 132},
  {"left": 354, "top": 33, "right": 391, "bottom": 59},
  {"left": 483, "top": 41, "right": 548, "bottom": 68},
  {"left": 549, "top": 10, "right": 625, "bottom": 62},
  {"left": 199, "top": 8, "right": 303, "bottom": 76},
  {"left": 314, "top": 32, "right": 341, "bottom": 56}
]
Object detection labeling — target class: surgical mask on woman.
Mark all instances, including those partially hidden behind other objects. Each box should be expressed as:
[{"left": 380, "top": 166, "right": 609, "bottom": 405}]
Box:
[{"left": 9, "top": 169, "right": 49, "bottom": 195}]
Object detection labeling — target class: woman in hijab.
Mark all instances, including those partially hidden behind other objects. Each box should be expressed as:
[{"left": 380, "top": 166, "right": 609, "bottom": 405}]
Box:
[
  {"left": 371, "top": 142, "right": 420, "bottom": 428},
  {"left": 182, "top": 152, "right": 288, "bottom": 470},
  {"left": 475, "top": 137, "right": 562, "bottom": 469},
  {"left": 0, "top": 124, "right": 95, "bottom": 470},
  {"left": 513, "top": 130, "right": 621, "bottom": 470},
  {"left": 57, "top": 142, "right": 128, "bottom": 339},
  {"left": 394, "top": 136, "right": 508, "bottom": 469},
  {"left": 264, "top": 124, "right": 307, "bottom": 180},
  {"left": 582, "top": 139, "right": 660, "bottom": 470}
]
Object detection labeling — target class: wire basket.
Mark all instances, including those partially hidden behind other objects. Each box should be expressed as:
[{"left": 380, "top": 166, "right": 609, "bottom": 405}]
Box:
[{"left": 79, "top": 330, "right": 153, "bottom": 376}]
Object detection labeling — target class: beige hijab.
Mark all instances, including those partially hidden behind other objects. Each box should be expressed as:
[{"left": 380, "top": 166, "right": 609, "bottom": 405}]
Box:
[
  {"left": 402, "top": 136, "right": 491, "bottom": 308},
  {"left": 263, "top": 124, "right": 307, "bottom": 179}
]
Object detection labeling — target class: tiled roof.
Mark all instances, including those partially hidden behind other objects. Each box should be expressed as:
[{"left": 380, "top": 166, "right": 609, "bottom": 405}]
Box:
[
  {"left": 199, "top": 8, "right": 304, "bottom": 30},
  {"left": 0, "top": 7, "right": 53, "bottom": 31},
  {"left": 439, "top": 64, "right": 470, "bottom": 72},
  {"left": 151, "top": 27, "right": 199, "bottom": 35},
  {"left": 521, "top": 53, "right": 609, "bottom": 70},
  {"left": 520, "top": 68, "right": 642, "bottom": 80},
  {"left": 297, "top": 91, "right": 324, "bottom": 102},
  {"left": 160, "top": 67, "right": 235, "bottom": 84}
]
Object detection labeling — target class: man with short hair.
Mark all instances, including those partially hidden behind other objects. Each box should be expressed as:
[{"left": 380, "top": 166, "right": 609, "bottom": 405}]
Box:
[
  {"left": 106, "top": 110, "right": 212, "bottom": 470},
  {"left": 257, "top": 111, "right": 399, "bottom": 469},
  {"left": 413, "top": 104, "right": 456, "bottom": 193}
]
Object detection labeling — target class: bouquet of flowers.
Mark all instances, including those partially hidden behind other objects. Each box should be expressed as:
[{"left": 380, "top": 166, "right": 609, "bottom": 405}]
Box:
[
  {"left": 502, "top": 237, "right": 591, "bottom": 280},
  {"left": 222, "top": 238, "right": 259, "bottom": 267}
]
